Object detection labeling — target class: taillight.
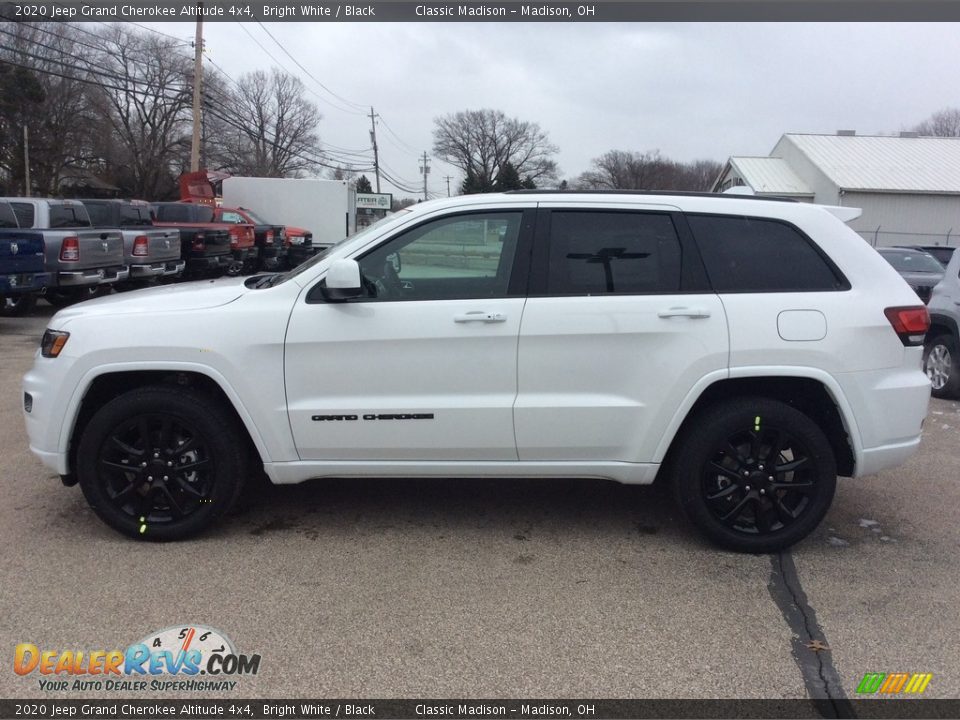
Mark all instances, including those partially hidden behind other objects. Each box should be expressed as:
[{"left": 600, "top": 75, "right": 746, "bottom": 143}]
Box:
[
  {"left": 132, "top": 235, "right": 149, "bottom": 256},
  {"left": 228, "top": 227, "right": 241, "bottom": 247},
  {"left": 192, "top": 232, "right": 205, "bottom": 252},
  {"left": 60, "top": 236, "right": 80, "bottom": 262},
  {"left": 884, "top": 306, "right": 930, "bottom": 347},
  {"left": 265, "top": 230, "right": 274, "bottom": 245}
]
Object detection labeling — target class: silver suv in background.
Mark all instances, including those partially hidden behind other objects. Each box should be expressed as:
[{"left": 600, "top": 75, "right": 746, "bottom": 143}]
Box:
[{"left": 926, "top": 248, "right": 960, "bottom": 397}]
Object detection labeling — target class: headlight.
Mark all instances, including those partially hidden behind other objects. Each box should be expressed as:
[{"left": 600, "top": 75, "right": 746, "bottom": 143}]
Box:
[{"left": 41, "top": 330, "right": 70, "bottom": 358}]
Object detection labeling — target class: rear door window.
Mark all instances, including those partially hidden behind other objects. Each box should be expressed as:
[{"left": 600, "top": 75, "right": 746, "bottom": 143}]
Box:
[{"left": 546, "top": 211, "right": 682, "bottom": 295}]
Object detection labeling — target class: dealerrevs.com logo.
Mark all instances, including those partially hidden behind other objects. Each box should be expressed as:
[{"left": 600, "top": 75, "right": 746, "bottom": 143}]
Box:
[{"left": 14, "top": 625, "right": 261, "bottom": 692}]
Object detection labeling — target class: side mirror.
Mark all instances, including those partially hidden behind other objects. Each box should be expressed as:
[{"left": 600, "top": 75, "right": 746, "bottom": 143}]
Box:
[{"left": 321, "top": 258, "right": 363, "bottom": 301}]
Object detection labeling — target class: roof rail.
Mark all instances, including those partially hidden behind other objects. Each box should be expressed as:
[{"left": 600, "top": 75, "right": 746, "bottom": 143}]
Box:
[{"left": 503, "top": 189, "right": 798, "bottom": 202}]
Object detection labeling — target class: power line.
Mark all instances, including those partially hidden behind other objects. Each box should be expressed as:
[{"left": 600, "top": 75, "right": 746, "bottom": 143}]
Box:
[{"left": 254, "top": 21, "right": 367, "bottom": 114}]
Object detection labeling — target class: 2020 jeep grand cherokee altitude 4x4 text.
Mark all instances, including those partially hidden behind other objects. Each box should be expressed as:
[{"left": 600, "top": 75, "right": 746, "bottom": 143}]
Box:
[{"left": 23, "top": 192, "right": 931, "bottom": 552}]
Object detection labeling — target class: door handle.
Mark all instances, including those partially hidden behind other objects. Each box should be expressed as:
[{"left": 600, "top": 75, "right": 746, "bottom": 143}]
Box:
[
  {"left": 657, "top": 307, "right": 711, "bottom": 319},
  {"left": 454, "top": 311, "right": 507, "bottom": 323}
]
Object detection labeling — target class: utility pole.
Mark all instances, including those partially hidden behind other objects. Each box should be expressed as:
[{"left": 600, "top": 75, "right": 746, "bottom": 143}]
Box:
[
  {"left": 190, "top": 12, "right": 204, "bottom": 172},
  {"left": 419, "top": 152, "right": 430, "bottom": 201},
  {"left": 368, "top": 107, "right": 381, "bottom": 193},
  {"left": 23, "top": 126, "right": 31, "bottom": 197},
  {"left": 443, "top": 175, "right": 452, "bottom": 197}
]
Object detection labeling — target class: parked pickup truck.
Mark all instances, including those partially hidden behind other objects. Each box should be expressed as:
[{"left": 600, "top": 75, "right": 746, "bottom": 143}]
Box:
[
  {"left": 2, "top": 197, "right": 127, "bottom": 306},
  {"left": 150, "top": 203, "right": 235, "bottom": 276},
  {"left": 0, "top": 200, "right": 50, "bottom": 316},
  {"left": 81, "top": 199, "right": 184, "bottom": 284},
  {"left": 213, "top": 206, "right": 288, "bottom": 272}
]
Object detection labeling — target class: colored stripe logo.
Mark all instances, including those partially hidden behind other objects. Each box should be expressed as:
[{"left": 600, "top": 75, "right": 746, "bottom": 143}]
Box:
[{"left": 857, "top": 672, "right": 932, "bottom": 695}]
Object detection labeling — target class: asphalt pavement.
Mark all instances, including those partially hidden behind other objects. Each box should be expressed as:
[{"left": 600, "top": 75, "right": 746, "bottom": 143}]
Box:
[{"left": 2, "top": 302, "right": 958, "bottom": 704}]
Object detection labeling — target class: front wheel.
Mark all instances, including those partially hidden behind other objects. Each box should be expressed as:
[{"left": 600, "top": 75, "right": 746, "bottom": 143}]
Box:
[
  {"left": 924, "top": 334, "right": 960, "bottom": 399},
  {"left": 671, "top": 398, "right": 837, "bottom": 553},
  {"left": 77, "top": 386, "right": 247, "bottom": 540}
]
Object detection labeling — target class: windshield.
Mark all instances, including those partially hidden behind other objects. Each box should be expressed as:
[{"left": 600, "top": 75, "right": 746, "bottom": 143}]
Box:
[
  {"left": 266, "top": 211, "right": 410, "bottom": 287},
  {"left": 241, "top": 208, "right": 270, "bottom": 225},
  {"left": 880, "top": 250, "right": 944, "bottom": 274}
]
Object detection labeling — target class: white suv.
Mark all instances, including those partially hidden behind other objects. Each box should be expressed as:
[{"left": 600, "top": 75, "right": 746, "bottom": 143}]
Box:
[{"left": 22, "top": 192, "right": 931, "bottom": 552}]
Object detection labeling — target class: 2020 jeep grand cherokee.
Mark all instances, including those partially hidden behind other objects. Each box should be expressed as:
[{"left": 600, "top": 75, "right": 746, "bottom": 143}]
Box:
[{"left": 23, "top": 192, "right": 931, "bottom": 552}]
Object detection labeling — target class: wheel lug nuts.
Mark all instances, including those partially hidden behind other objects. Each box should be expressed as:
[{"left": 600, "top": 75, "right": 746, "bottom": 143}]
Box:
[
  {"left": 167, "top": 461, "right": 173, "bottom": 467},
  {"left": 163, "top": 476, "right": 168, "bottom": 481},
  {"left": 147, "top": 476, "right": 153, "bottom": 481},
  {"left": 154, "top": 452, "right": 160, "bottom": 458},
  {"left": 760, "top": 489, "right": 766, "bottom": 495},
  {"left": 769, "top": 476, "right": 774, "bottom": 481},
  {"left": 745, "top": 485, "right": 751, "bottom": 491},
  {"left": 758, "top": 464, "right": 764, "bottom": 470},
  {"left": 743, "top": 471, "right": 750, "bottom": 476},
  {"left": 140, "top": 462, "right": 147, "bottom": 468}
]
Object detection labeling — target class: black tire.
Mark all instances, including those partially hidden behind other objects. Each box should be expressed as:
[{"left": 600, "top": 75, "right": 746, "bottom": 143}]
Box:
[
  {"left": 44, "top": 286, "right": 105, "bottom": 307},
  {"left": 77, "top": 386, "right": 248, "bottom": 541},
  {"left": 924, "top": 334, "right": 960, "bottom": 399},
  {"left": 0, "top": 293, "right": 37, "bottom": 316},
  {"left": 671, "top": 397, "right": 837, "bottom": 553}
]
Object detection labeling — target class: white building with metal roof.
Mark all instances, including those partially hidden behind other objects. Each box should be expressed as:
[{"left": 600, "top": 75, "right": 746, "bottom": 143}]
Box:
[{"left": 713, "top": 132, "right": 960, "bottom": 248}]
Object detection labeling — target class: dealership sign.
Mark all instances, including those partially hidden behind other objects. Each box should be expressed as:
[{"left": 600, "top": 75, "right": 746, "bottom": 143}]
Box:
[{"left": 356, "top": 193, "right": 392, "bottom": 210}]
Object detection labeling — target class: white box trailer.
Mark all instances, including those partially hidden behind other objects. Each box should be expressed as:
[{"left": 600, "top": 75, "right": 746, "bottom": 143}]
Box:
[{"left": 221, "top": 177, "right": 356, "bottom": 249}]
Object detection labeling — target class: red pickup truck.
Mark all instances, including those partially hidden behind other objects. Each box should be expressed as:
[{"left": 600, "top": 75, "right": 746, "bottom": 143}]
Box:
[{"left": 151, "top": 202, "right": 256, "bottom": 276}]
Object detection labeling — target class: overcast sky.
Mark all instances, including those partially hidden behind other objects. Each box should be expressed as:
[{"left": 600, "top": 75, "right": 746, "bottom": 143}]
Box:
[{"left": 146, "top": 21, "right": 958, "bottom": 198}]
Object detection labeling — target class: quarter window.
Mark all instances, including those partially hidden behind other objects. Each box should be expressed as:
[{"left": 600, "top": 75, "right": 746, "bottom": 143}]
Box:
[
  {"left": 687, "top": 214, "right": 846, "bottom": 292},
  {"left": 547, "top": 211, "right": 682, "bottom": 295}
]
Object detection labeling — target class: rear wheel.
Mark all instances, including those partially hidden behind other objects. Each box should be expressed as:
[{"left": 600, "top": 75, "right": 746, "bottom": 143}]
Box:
[
  {"left": 77, "top": 386, "right": 247, "bottom": 540},
  {"left": 672, "top": 398, "right": 837, "bottom": 553},
  {"left": 0, "top": 293, "right": 37, "bottom": 316},
  {"left": 924, "top": 334, "right": 960, "bottom": 399}
]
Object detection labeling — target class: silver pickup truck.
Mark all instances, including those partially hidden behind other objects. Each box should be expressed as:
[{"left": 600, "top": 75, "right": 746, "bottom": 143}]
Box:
[
  {"left": 80, "top": 199, "right": 184, "bottom": 283},
  {"left": 2, "top": 198, "right": 128, "bottom": 306}
]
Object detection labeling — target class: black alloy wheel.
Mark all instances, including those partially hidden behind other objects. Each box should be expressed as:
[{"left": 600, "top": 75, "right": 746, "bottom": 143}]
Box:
[
  {"left": 77, "top": 386, "right": 247, "bottom": 540},
  {"left": 673, "top": 398, "right": 837, "bottom": 553}
]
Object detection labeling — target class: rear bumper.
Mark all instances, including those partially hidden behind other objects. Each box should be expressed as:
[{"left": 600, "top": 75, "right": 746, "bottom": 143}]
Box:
[
  {"left": 0, "top": 272, "right": 50, "bottom": 294},
  {"left": 186, "top": 254, "right": 232, "bottom": 273},
  {"left": 835, "top": 358, "right": 931, "bottom": 477},
  {"left": 128, "top": 259, "right": 186, "bottom": 278},
  {"left": 57, "top": 266, "right": 129, "bottom": 287}
]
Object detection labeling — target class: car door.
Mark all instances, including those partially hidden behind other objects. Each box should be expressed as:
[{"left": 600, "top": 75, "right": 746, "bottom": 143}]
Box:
[
  {"left": 285, "top": 208, "right": 535, "bottom": 461},
  {"left": 514, "top": 203, "right": 729, "bottom": 464}
]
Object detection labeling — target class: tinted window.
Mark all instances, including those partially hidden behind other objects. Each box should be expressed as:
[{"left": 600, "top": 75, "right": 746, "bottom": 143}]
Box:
[
  {"left": 84, "top": 202, "right": 111, "bottom": 227},
  {"left": 11, "top": 203, "right": 35, "bottom": 228},
  {"left": 0, "top": 202, "right": 18, "bottom": 228},
  {"left": 354, "top": 212, "right": 523, "bottom": 302},
  {"left": 49, "top": 204, "right": 91, "bottom": 228},
  {"left": 120, "top": 205, "right": 151, "bottom": 226},
  {"left": 547, "top": 211, "right": 681, "bottom": 295},
  {"left": 154, "top": 204, "right": 212, "bottom": 223},
  {"left": 687, "top": 214, "right": 846, "bottom": 292}
]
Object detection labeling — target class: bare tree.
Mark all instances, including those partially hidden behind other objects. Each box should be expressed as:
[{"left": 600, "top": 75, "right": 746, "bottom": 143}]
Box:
[
  {"left": 913, "top": 107, "right": 960, "bottom": 137},
  {"left": 88, "top": 24, "right": 193, "bottom": 198},
  {"left": 205, "top": 68, "right": 322, "bottom": 178},
  {"left": 0, "top": 22, "right": 99, "bottom": 195},
  {"left": 433, "top": 109, "right": 559, "bottom": 192},
  {"left": 574, "top": 150, "right": 721, "bottom": 192}
]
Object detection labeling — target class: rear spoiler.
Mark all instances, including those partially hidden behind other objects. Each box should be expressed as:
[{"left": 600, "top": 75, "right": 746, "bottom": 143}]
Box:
[{"left": 820, "top": 205, "right": 862, "bottom": 223}]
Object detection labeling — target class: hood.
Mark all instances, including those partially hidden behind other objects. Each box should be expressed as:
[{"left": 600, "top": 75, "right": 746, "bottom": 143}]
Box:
[{"left": 50, "top": 277, "right": 248, "bottom": 323}]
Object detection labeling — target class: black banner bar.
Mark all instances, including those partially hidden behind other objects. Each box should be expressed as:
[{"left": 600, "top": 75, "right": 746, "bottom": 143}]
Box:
[
  {"left": 3, "top": 699, "right": 960, "bottom": 720},
  {"left": 2, "top": 0, "right": 960, "bottom": 22}
]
